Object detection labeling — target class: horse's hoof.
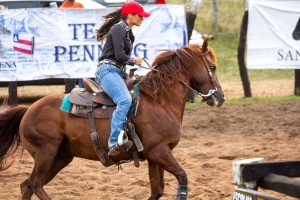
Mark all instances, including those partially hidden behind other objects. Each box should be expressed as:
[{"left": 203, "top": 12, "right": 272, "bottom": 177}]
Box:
[{"left": 148, "top": 193, "right": 163, "bottom": 200}]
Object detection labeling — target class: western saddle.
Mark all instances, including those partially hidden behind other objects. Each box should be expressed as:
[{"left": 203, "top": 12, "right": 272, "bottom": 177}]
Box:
[
  {"left": 68, "top": 76, "right": 143, "bottom": 168},
  {"left": 70, "top": 77, "right": 137, "bottom": 107}
]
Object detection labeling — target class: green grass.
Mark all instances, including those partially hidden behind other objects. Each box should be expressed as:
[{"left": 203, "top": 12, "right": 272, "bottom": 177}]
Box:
[
  {"left": 185, "top": 95, "right": 300, "bottom": 110},
  {"left": 167, "top": 0, "right": 294, "bottom": 82},
  {"left": 195, "top": 0, "right": 245, "bottom": 34}
]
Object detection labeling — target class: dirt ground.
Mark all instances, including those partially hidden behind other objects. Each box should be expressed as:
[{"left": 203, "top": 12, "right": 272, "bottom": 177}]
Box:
[{"left": 0, "top": 98, "right": 299, "bottom": 200}]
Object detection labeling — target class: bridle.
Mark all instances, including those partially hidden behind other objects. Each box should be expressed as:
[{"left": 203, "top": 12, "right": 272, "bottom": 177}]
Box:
[{"left": 139, "top": 49, "right": 218, "bottom": 100}]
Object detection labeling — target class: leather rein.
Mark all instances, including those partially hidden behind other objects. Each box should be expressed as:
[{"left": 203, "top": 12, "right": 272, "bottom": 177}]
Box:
[{"left": 138, "top": 49, "right": 217, "bottom": 100}]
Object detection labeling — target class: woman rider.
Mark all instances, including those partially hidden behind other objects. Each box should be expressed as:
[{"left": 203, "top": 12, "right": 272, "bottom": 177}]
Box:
[{"left": 95, "top": 2, "right": 150, "bottom": 156}]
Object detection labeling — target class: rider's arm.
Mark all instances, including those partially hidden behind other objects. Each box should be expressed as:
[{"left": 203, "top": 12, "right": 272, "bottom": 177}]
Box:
[{"left": 111, "top": 24, "right": 135, "bottom": 65}]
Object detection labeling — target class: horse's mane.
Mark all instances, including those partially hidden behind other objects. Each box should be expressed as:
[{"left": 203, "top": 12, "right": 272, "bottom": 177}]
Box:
[{"left": 139, "top": 44, "right": 217, "bottom": 105}]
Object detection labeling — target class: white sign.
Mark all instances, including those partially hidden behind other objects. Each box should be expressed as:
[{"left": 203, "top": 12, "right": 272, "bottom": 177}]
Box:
[
  {"left": 0, "top": 5, "right": 187, "bottom": 81},
  {"left": 247, "top": 0, "right": 300, "bottom": 69}
]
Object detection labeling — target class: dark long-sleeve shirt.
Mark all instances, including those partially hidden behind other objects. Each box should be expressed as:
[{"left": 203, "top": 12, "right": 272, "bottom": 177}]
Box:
[{"left": 99, "top": 20, "right": 135, "bottom": 66}]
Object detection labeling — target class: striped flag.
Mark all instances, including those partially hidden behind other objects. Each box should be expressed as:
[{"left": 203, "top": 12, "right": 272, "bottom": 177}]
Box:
[{"left": 13, "top": 34, "right": 34, "bottom": 55}]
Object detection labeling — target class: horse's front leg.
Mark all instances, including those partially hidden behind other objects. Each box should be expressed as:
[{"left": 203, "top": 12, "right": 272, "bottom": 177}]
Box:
[
  {"left": 147, "top": 159, "right": 165, "bottom": 200},
  {"left": 147, "top": 145, "right": 188, "bottom": 200}
]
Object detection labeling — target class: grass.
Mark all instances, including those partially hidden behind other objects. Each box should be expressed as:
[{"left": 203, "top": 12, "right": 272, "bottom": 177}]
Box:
[
  {"left": 167, "top": 0, "right": 294, "bottom": 82},
  {"left": 185, "top": 95, "right": 300, "bottom": 110}
]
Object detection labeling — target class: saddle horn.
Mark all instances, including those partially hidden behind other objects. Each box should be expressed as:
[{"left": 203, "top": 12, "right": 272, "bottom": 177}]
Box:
[{"left": 83, "top": 78, "right": 103, "bottom": 94}]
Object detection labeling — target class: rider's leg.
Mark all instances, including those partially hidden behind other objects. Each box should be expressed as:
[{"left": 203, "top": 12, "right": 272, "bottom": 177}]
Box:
[{"left": 95, "top": 64, "right": 132, "bottom": 149}]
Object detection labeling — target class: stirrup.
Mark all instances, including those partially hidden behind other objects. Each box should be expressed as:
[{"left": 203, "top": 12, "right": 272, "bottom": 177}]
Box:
[
  {"left": 108, "top": 140, "right": 133, "bottom": 157},
  {"left": 108, "top": 130, "right": 133, "bottom": 157}
]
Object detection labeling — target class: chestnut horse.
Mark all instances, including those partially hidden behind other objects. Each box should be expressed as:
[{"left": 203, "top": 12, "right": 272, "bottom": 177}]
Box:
[{"left": 0, "top": 41, "right": 224, "bottom": 200}]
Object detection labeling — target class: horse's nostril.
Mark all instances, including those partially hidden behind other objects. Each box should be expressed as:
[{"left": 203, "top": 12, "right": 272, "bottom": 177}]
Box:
[{"left": 220, "top": 94, "right": 225, "bottom": 101}]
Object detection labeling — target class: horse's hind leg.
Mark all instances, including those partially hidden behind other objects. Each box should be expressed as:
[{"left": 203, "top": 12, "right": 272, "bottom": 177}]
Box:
[
  {"left": 44, "top": 153, "right": 74, "bottom": 184},
  {"left": 21, "top": 133, "right": 62, "bottom": 200},
  {"left": 20, "top": 148, "right": 57, "bottom": 200},
  {"left": 147, "top": 146, "right": 187, "bottom": 200},
  {"left": 20, "top": 176, "right": 34, "bottom": 200},
  {"left": 30, "top": 148, "right": 60, "bottom": 200},
  {"left": 20, "top": 145, "right": 72, "bottom": 200},
  {"left": 147, "top": 160, "right": 165, "bottom": 200}
]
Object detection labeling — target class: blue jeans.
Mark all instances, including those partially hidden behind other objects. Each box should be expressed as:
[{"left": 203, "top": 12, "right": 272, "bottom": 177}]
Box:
[{"left": 95, "top": 63, "right": 132, "bottom": 148}]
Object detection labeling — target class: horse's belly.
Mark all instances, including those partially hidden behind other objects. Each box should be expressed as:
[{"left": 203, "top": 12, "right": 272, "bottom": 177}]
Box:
[{"left": 65, "top": 133, "right": 131, "bottom": 162}]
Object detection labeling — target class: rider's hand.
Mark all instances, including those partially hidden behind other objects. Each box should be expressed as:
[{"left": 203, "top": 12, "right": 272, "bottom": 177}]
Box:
[{"left": 135, "top": 57, "right": 143, "bottom": 65}]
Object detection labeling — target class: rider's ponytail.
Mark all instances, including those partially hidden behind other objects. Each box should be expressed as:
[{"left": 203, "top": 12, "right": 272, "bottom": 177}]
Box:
[{"left": 96, "top": 9, "right": 127, "bottom": 42}]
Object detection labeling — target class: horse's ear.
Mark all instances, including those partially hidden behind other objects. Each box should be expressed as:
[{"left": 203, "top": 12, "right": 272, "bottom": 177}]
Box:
[{"left": 202, "top": 39, "right": 208, "bottom": 52}]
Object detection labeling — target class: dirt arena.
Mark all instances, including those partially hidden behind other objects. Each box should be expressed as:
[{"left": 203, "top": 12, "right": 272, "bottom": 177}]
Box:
[{"left": 0, "top": 97, "right": 299, "bottom": 199}]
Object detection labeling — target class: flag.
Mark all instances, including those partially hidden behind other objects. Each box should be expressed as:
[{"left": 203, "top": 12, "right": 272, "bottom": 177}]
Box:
[{"left": 13, "top": 34, "right": 34, "bottom": 55}]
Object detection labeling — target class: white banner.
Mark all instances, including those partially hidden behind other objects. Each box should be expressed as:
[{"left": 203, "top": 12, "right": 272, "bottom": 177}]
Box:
[
  {"left": 247, "top": 0, "right": 300, "bottom": 69},
  {"left": 0, "top": 5, "right": 187, "bottom": 81}
]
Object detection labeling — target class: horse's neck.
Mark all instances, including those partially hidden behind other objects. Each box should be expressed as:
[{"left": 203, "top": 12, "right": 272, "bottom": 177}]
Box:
[
  {"left": 139, "top": 72, "right": 190, "bottom": 122},
  {"left": 161, "top": 78, "right": 190, "bottom": 122}
]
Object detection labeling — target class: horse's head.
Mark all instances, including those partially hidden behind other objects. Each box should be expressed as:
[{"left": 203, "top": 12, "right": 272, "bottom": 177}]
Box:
[
  {"left": 139, "top": 42, "right": 224, "bottom": 107},
  {"left": 189, "top": 40, "right": 225, "bottom": 107}
]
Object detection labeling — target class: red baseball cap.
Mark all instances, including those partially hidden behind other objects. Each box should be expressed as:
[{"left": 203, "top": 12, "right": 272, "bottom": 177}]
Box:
[{"left": 121, "top": 2, "right": 151, "bottom": 18}]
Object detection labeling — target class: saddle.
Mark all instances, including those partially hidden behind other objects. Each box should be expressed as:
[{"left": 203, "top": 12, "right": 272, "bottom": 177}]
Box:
[
  {"left": 68, "top": 77, "right": 143, "bottom": 168},
  {"left": 70, "top": 77, "right": 138, "bottom": 106}
]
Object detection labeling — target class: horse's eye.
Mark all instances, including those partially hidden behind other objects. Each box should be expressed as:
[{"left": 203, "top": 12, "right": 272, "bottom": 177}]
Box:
[{"left": 210, "top": 64, "right": 216, "bottom": 72}]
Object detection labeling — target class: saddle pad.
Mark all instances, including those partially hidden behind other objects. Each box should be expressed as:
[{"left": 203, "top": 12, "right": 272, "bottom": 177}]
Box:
[{"left": 60, "top": 94, "right": 72, "bottom": 113}]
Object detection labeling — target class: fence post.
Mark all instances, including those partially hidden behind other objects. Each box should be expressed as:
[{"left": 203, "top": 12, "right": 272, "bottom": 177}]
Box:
[
  {"left": 65, "top": 79, "right": 74, "bottom": 94},
  {"left": 295, "top": 69, "right": 300, "bottom": 96},
  {"left": 185, "top": 10, "right": 197, "bottom": 103},
  {"left": 8, "top": 82, "right": 18, "bottom": 105},
  {"left": 185, "top": 12, "right": 197, "bottom": 41},
  {"left": 212, "top": 0, "right": 219, "bottom": 35},
  {"left": 185, "top": 0, "right": 202, "bottom": 103},
  {"left": 184, "top": 0, "right": 202, "bottom": 41},
  {"left": 238, "top": 11, "right": 252, "bottom": 97}
]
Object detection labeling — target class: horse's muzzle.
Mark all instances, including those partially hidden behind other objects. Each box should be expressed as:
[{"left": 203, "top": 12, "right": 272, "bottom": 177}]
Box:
[{"left": 206, "top": 91, "right": 225, "bottom": 107}]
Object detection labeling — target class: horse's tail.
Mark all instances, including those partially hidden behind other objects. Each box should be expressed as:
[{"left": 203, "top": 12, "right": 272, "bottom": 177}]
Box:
[{"left": 0, "top": 102, "right": 28, "bottom": 171}]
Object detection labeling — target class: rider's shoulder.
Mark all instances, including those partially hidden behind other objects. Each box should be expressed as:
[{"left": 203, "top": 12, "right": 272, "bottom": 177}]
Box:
[{"left": 111, "top": 22, "right": 126, "bottom": 33}]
